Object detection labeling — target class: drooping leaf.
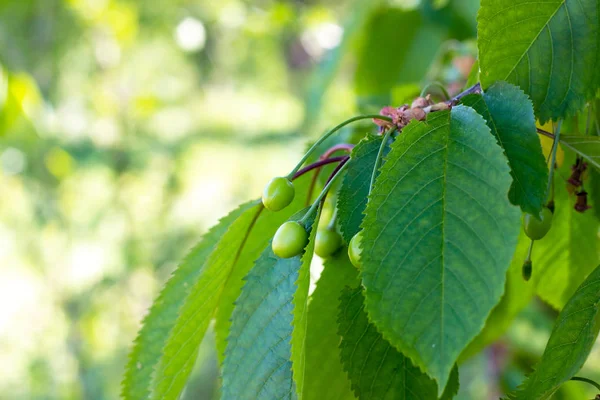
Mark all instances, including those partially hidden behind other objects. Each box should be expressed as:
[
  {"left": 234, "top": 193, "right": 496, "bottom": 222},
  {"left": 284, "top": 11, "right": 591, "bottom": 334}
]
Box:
[
  {"left": 532, "top": 152, "right": 600, "bottom": 309},
  {"left": 478, "top": 0, "right": 600, "bottom": 122},
  {"left": 148, "top": 201, "right": 265, "bottom": 399},
  {"left": 516, "top": 264, "right": 600, "bottom": 399},
  {"left": 121, "top": 201, "right": 258, "bottom": 400},
  {"left": 337, "top": 135, "right": 388, "bottom": 243},
  {"left": 214, "top": 174, "right": 313, "bottom": 363},
  {"left": 460, "top": 81, "right": 548, "bottom": 216},
  {"left": 221, "top": 211, "right": 316, "bottom": 400},
  {"left": 354, "top": 7, "right": 447, "bottom": 105},
  {"left": 459, "top": 230, "right": 536, "bottom": 361},
  {"left": 559, "top": 135, "right": 600, "bottom": 171},
  {"left": 360, "top": 107, "right": 521, "bottom": 392},
  {"left": 291, "top": 209, "right": 320, "bottom": 398},
  {"left": 338, "top": 287, "right": 460, "bottom": 400},
  {"left": 304, "top": 252, "right": 359, "bottom": 400}
]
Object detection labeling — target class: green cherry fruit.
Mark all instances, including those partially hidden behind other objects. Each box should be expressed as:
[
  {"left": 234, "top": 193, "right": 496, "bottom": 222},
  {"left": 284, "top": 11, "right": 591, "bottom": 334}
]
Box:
[
  {"left": 262, "top": 177, "right": 295, "bottom": 211},
  {"left": 348, "top": 232, "right": 363, "bottom": 269},
  {"left": 272, "top": 221, "right": 308, "bottom": 258},
  {"left": 315, "top": 228, "right": 342, "bottom": 258},
  {"left": 524, "top": 207, "right": 553, "bottom": 240}
]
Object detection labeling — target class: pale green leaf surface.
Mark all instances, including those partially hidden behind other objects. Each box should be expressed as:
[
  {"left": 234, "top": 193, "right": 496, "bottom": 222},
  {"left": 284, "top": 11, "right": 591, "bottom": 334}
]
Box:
[
  {"left": 121, "top": 201, "right": 257, "bottom": 400},
  {"left": 149, "top": 201, "right": 264, "bottom": 399},
  {"left": 338, "top": 287, "right": 459, "bottom": 400},
  {"left": 517, "top": 264, "right": 600, "bottom": 399},
  {"left": 478, "top": 0, "right": 600, "bottom": 122},
  {"left": 214, "top": 174, "right": 313, "bottom": 363},
  {"left": 290, "top": 209, "right": 320, "bottom": 398},
  {"left": 221, "top": 212, "right": 316, "bottom": 400},
  {"left": 304, "top": 252, "right": 359, "bottom": 400},
  {"left": 360, "top": 107, "right": 520, "bottom": 391},
  {"left": 337, "top": 135, "right": 387, "bottom": 243},
  {"left": 460, "top": 81, "right": 548, "bottom": 216},
  {"left": 532, "top": 153, "right": 600, "bottom": 309},
  {"left": 560, "top": 135, "right": 600, "bottom": 171}
]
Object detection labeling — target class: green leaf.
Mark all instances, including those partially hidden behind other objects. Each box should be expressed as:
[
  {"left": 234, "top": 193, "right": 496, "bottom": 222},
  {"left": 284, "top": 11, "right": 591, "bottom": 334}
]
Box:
[
  {"left": 148, "top": 201, "right": 265, "bottom": 399},
  {"left": 221, "top": 211, "right": 316, "bottom": 400},
  {"left": 360, "top": 107, "right": 521, "bottom": 392},
  {"left": 516, "top": 264, "right": 600, "bottom": 399},
  {"left": 354, "top": 7, "right": 447, "bottom": 103},
  {"left": 559, "top": 135, "right": 600, "bottom": 171},
  {"left": 590, "top": 167, "right": 600, "bottom": 221},
  {"left": 478, "top": 0, "right": 600, "bottom": 122},
  {"left": 531, "top": 153, "right": 600, "bottom": 309},
  {"left": 464, "top": 59, "right": 479, "bottom": 90},
  {"left": 337, "top": 135, "right": 388, "bottom": 243},
  {"left": 338, "top": 287, "right": 460, "bottom": 399},
  {"left": 121, "top": 201, "right": 257, "bottom": 400},
  {"left": 214, "top": 174, "right": 314, "bottom": 363},
  {"left": 459, "top": 230, "right": 536, "bottom": 361},
  {"left": 304, "top": 252, "right": 359, "bottom": 400},
  {"left": 460, "top": 81, "right": 548, "bottom": 216},
  {"left": 291, "top": 209, "right": 320, "bottom": 398}
]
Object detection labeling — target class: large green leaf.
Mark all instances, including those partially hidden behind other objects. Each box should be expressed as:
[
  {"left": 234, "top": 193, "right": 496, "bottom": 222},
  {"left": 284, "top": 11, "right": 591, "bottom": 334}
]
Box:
[
  {"left": 478, "top": 0, "right": 600, "bottom": 122},
  {"left": 559, "top": 135, "right": 600, "bottom": 171},
  {"left": 121, "top": 202, "right": 258, "bottom": 399},
  {"left": 516, "top": 264, "right": 600, "bottom": 399},
  {"left": 354, "top": 7, "right": 447, "bottom": 104},
  {"left": 532, "top": 153, "right": 600, "bottom": 309},
  {"left": 459, "top": 230, "right": 536, "bottom": 361},
  {"left": 221, "top": 211, "right": 316, "bottom": 400},
  {"left": 214, "top": 174, "right": 313, "bottom": 363},
  {"left": 360, "top": 107, "right": 521, "bottom": 391},
  {"left": 304, "top": 253, "right": 359, "bottom": 400},
  {"left": 337, "top": 135, "right": 387, "bottom": 243},
  {"left": 338, "top": 287, "right": 459, "bottom": 399},
  {"left": 460, "top": 81, "right": 548, "bottom": 216},
  {"left": 148, "top": 201, "right": 267, "bottom": 399},
  {"left": 121, "top": 201, "right": 257, "bottom": 400}
]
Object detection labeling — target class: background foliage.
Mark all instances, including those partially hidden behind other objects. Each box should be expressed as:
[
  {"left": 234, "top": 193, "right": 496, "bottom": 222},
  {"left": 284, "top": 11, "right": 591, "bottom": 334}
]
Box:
[{"left": 1, "top": 0, "right": 599, "bottom": 399}]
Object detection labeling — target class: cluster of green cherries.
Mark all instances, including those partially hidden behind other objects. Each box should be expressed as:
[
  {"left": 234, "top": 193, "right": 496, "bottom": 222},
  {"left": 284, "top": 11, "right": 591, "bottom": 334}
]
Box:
[{"left": 261, "top": 176, "right": 363, "bottom": 268}]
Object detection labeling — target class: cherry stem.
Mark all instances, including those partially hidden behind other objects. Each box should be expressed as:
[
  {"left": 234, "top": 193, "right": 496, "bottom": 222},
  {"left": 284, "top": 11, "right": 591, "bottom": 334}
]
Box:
[
  {"left": 420, "top": 81, "right": 450, "bottom": 101},
  {"left": 571, "top": 376, "right": 600, "bottom": 392},
  {"left": 299, "top": 160, "right": 350, "bottom": 225},
  {"left": 292, "top": 156, "right": 347, "bottom": 180},
  {"left": 321, "top": 143, "right": 354, "bottom": 159},
  {"left": 287, "top": 114, "right": 393, "bottom": 179},
  {"left": 369, "top": 128, "right": 396, "bottom": 195},
  {"left": 545, "top": 120, "right": 563, "bottom": 201}
]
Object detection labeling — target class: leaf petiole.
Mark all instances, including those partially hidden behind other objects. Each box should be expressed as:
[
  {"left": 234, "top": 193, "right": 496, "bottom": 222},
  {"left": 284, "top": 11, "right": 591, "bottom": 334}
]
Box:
[
  {"left": 571, "top": 376, "right": 600, "bottom": 391},
  {"left": 369, "top": 128, "right": 396, "bottom": 195},
  {"left": 545, "top": 120, "right": 563, "bottom": 201},
  {"left": 299, "top": 160, "right": 349, "bottom": 226}
]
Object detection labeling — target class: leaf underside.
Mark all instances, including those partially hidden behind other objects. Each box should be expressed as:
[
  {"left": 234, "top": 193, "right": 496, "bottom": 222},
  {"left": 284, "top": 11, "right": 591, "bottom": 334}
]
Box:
[
  {"left": 304, "top": 252, "right": 359, "bottom": 400},
  {"left": 460, "top": 81, "right": 548, "bottom": 216},
  {"left": 516, "top": 264, "right": 600, "bottom": 400},
  {"left": 360, "top": 107, "right": 520, "bottom": 392},
  {"left": 478, "top": 0, "right": 600, "bottom": 122},
  {"left": 338, "top": 286, "right": 460, "bottom": 400},
  {"left": 221, "top": 211, "right": 316, "bottom": 400},
  {"left": 121, "top": 201, "right": 256, "bottom": 400}
]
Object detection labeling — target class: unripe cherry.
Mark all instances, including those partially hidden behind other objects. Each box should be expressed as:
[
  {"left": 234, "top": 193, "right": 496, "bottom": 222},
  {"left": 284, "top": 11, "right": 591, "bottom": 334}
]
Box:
[
  {"left": 262, "top": 177, "right": 295, "bottom": 212},
  {"left": 272, "top": 221, "right": 308, "bottom": 258}
]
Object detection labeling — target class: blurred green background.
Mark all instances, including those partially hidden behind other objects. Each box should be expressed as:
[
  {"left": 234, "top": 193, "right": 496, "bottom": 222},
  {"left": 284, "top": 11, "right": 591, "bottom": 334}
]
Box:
[{"left": 0, "top": 0, "right": 598, "bottom": 399}]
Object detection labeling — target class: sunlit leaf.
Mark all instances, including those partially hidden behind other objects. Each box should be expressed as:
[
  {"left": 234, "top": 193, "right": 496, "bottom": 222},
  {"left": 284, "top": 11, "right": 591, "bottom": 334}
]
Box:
[
  {"left": 460, "top": 81, "right": 548, "bottom": 216},
  {"left": 516, "top": 264, "right": 600, "bottom": 399},
  {"left": 304, "top": 252, "right": 359, "bottom": 400},
  {"left": 338, "top": 287, "right": 459, "bottom": 399},
  {"left": 360, "top": 107, "right": 520, "bottom": 391},
  {"left": 221, "top": 211, "right": 316, "bottom": 400},
  {"left": 560, "top": 135, "right": 600, "bottom": 171},
  {"left": 121, "top": 201, "right": 257, "bottom": 400},
  {"left": 478, "top": 0, "right": 600, "bottom": 122}
]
